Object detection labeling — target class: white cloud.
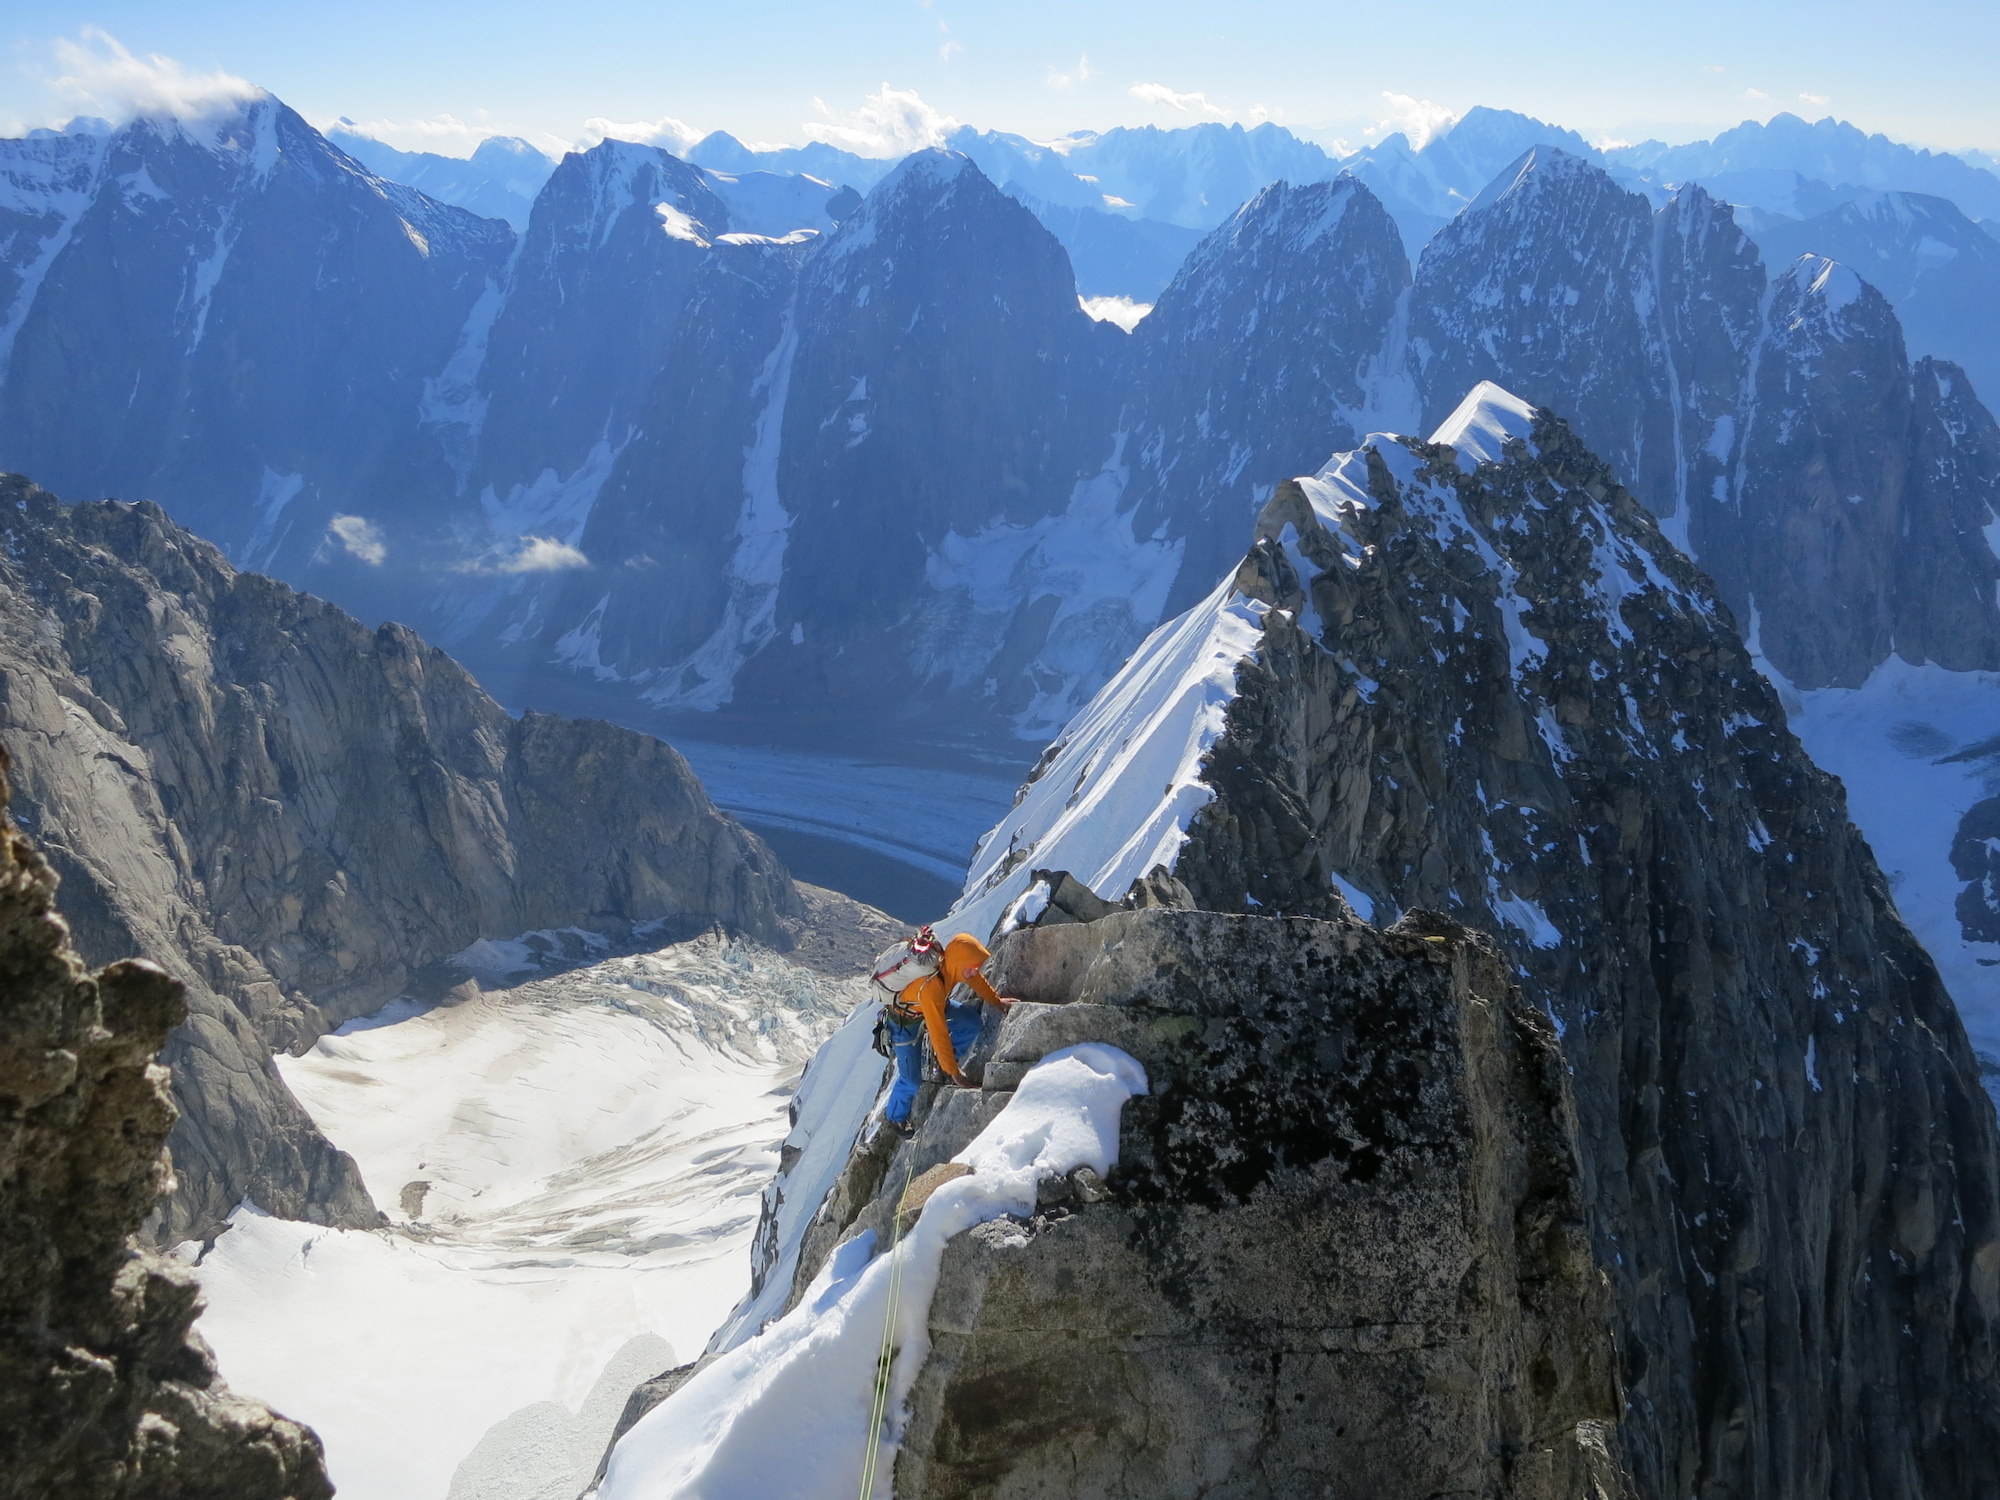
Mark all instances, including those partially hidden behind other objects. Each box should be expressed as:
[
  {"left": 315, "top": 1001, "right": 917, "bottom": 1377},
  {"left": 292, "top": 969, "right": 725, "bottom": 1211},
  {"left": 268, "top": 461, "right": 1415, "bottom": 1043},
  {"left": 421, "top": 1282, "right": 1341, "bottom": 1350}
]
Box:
[
  {"left": 1047, "top": 55, "right": 1093, "bottom": 90},
  {"left": 1799, "top": 92, "right": 1831, "bottom": 109},
  {"left": 938, "top": 22, "right": 962, "bottom": 63},
  {"left": 579, "top": 114, "right": 702, "bottom": 153},
  {"left": 1365, "top": 92, "right": 1458, "bottom": 150},
  {"left": 328, "top": 515, "right": 386, "bottom": 566},
  {"left": 1078, "top": 294, "right": 1152, "bottom": 331},
  {"left": 805, "top": 85, "right": 959, "bottom": 158},
  {"left": 1128, "top": 83, "right": 1231, "bottom": 120},
  {"left": 499, "top": 537, "right": 591, "bottom": 573},
  {"left": 43, "top": 28, "right": 262, "bottom": 126},
  {"left": 1743, "top": 87, "right": 1772, "bottom": 103},
  {"left": 1703, "top": 64, "right": 1727, "bottom": 75}
]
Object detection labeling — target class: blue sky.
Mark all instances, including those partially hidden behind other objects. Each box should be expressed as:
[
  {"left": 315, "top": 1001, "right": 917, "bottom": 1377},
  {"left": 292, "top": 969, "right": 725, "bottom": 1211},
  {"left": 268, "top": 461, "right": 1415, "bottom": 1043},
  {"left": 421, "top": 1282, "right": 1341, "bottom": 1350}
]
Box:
[{"left": 7, "top": 1, "right": 1998, "bottom": 155}]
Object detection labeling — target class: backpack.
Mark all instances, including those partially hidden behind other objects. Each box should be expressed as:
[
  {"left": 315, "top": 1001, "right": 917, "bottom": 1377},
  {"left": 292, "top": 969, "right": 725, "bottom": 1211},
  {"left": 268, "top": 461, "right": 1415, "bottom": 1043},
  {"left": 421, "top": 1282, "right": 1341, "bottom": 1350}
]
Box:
[{"left": 870, "top": 937, "right": 941, "bottom": 1000}]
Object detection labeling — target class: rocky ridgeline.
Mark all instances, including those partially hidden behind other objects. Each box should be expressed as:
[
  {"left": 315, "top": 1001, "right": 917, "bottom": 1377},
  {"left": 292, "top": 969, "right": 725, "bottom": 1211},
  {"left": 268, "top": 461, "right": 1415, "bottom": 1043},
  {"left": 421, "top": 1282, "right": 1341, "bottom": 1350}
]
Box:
[
  {"left": 0, "top": 747, "right": 330, "bottom": 1500},
  {"left": 603, "top": 903, "right": 1631, "bottom": 1499},
  {"left": 1162, "top": 404, "right": 2000, "bottom": 1496},
  {"left": 0, "top": 475, "right": 801, "bottom": 1240},
  {"left": 1410, "top": 151, "right": 2000, "bottom": 692},
  {"left": 781, "top": 391, "right": 1998, "bottom": 1497},
  {"left": 907, "top": 909, "right": 1629, "bottom": 1498}
]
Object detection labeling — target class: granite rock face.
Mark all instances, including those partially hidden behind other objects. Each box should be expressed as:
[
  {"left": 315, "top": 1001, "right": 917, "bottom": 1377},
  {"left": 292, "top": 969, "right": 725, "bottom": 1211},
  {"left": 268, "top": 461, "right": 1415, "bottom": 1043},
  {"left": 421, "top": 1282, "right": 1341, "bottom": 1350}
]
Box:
[
  {"left": 1410, "top": 149, "right": 2000, "bottom": 692},
  {"left": 1163, "top": 409, "right": 2000, "bottom": 1497},
  {"left": 0, "top": 747, "right": 330, "bottom": 1500},
  {"left": 1120, "top": 177, "right": 1414, "bottom": 617},
  {"left": 773, "top": 907, "right": 1631, "bottom": 1499},
  {"left": 0, "top": 475, "right": 800, "bottom": 1240}
]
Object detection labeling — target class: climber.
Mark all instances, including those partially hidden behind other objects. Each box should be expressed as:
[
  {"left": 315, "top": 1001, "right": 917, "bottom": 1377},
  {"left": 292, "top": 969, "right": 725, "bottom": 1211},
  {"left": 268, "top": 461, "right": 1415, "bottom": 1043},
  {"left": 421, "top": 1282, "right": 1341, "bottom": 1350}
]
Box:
[{"left": 870, "top": 924, "right": 1016, "bottom": 1136}]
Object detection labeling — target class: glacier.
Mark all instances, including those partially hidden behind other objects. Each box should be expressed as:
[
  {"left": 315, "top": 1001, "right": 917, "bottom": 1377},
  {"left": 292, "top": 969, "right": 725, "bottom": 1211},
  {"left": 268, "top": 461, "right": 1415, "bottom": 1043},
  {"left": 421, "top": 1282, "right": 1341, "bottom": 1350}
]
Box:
[{"left": 189, "top": 930, "right": 868, "bottom": 1500}]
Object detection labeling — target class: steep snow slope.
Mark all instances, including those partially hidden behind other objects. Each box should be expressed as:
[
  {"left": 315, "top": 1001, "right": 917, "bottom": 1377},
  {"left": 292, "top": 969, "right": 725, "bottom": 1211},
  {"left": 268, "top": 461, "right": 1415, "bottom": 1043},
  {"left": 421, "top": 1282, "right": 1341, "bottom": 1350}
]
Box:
[
  {"left": 192, "top": 930, "right": 868, "bottom": 1500},
  {"left": 951, "top": 574, "right": 1272, "bottom": 941},
  {"left": 593, "top": 1044, "right": 1147, "bottom": 1500}
]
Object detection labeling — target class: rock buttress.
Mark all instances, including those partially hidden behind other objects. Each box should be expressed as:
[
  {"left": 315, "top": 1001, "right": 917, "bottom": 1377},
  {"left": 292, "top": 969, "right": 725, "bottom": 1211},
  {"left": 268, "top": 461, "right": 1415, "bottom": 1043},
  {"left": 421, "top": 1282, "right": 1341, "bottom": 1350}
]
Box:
[
  {"left": 0, "top": 745, "right": 330, "bottom": 1499},
  {"left": 0, "top": 472, "right": 801, "bottom": 1240},
  {"left": 801, "top": 908, "right": 1631, "bottom": 1499}
]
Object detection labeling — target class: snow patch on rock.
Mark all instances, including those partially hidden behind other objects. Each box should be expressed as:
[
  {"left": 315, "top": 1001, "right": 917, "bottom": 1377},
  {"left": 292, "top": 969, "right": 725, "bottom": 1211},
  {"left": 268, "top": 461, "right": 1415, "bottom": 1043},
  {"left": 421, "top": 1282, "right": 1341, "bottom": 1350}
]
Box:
[{"left": 595, "top": 1044, "right": 1147, "bottom": 1500}]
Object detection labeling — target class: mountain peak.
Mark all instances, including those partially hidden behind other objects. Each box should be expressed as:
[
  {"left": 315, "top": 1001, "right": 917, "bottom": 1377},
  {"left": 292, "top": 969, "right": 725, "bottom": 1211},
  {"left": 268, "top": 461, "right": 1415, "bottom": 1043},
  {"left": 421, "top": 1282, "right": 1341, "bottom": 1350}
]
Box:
[
  {"left": 1462, "top": 144, "right": 1607, "bottom": 216},
  {"left": 1784, "top": 251, "right": 1868, "bottom": 315},
  {"left": 1429, "top": 381, "right": 1537, "bottom": 466}
]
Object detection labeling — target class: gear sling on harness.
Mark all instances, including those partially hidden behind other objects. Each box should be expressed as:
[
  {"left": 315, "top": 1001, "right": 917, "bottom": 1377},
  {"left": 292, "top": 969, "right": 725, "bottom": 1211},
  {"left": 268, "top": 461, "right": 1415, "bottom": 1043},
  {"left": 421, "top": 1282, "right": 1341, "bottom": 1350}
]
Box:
[{"left": 870, "top": 932, "right": 942, "bottom": 1067}]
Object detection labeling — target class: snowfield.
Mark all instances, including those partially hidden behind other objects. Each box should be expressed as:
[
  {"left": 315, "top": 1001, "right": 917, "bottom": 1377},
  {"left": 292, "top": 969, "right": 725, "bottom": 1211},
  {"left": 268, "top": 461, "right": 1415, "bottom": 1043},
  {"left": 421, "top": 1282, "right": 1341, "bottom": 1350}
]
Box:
[
  {"left": 1778, "top": 658, "right": 2000, "bottom": 1085},
  {"left": 190, "top": 932, "right": 870, "bottom": 1500}
]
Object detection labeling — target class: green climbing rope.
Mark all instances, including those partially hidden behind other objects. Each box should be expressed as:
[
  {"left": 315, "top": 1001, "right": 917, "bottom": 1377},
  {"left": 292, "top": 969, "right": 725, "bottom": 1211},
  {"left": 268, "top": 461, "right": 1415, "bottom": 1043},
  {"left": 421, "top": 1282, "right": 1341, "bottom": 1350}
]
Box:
[{"left": 857, "top": 1139, "right": 920, "bottom": 1500}]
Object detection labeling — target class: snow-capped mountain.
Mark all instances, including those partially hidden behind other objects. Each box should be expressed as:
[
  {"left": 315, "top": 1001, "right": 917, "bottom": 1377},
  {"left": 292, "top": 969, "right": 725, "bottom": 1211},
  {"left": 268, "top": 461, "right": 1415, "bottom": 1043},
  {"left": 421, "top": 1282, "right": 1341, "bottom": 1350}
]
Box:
[
  {"left": 1749, "top": 190, "right": 2000, "bottom": 406},
  {"left": 1402, "top": 150, "right": 2000, "bottom": 1020},
  {"left": 1410, "top": 148, "right": 2000, "bottom": 690},
  {"left": 1337, "top": 104, "right": 1613, "bottom": 251},
  {"left": 1612, "top": 112, "right": 2000, "bottom": 221},
  {"left": 0, "top": 94, "right": 511, "bottom": 580},
  {"left": 945, "top": 386, "right": 2000, "bottom": 1499},
  {"left": 1117, "top": 176, "right": 1415, "bottom": 616},
  {"left": 473, "top": 147, "right": 1130, "bottom": 739},
  {"left": 7, "top": 101, "right": 2000, "bottom": 1033},
  {"left": 326, "top": 126, "right": 558, "bottom": 229},
  {"left": 686, "top": 129, "right": 892, "bottom": 191}
]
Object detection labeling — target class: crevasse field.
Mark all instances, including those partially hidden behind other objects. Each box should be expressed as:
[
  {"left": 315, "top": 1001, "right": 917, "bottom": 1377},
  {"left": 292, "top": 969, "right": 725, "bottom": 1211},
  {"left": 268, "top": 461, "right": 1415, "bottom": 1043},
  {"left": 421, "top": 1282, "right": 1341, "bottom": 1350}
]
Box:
[{"left": 189, "top": 932, "right": 866, "bottom": 1500}]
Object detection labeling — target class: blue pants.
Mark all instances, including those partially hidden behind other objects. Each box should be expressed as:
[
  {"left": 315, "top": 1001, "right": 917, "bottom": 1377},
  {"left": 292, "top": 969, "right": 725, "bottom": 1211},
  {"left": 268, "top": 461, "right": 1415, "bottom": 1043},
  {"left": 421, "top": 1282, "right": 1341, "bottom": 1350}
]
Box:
[{"left": 885, "top": 1002, "right": 983, "bottom": 1124}]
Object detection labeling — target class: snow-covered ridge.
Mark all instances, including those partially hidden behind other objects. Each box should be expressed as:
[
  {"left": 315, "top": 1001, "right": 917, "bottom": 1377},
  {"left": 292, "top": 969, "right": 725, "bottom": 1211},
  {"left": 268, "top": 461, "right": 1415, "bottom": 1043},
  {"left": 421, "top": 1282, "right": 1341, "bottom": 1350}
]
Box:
[
  {"left": 947, "top": 570, "right": 1272, "bottom": 941},
  {"left": 945, "top": 385, "right": 1533, "bottom": 938},
  {"left": 1782, "top": 251, "right": 1867, "bottom": 320},
  {"left": 595, "top": 1044, "right": 1148, "bottom": 1500},
  {"left": 1461, "top": 144, "right": 1603, "bottom": 217},
  {"left": 1430, "top": 379, "right": 1538, "bottom": 468}
]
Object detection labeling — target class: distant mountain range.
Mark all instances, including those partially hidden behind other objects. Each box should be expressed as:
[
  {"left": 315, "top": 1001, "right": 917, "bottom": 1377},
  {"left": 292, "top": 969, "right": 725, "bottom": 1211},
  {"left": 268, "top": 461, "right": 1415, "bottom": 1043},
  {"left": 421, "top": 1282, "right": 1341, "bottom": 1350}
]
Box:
[{"left": 4, "top": 92, "right": 1999, "bottom": 1066}]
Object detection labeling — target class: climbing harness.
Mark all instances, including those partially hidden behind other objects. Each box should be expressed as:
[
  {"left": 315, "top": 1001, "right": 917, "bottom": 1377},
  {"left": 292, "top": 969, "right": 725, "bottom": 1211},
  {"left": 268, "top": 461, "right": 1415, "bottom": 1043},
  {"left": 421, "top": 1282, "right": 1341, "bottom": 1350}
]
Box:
[{"left": 857, "top": 1139, "right": 921, "bottom": 1499}]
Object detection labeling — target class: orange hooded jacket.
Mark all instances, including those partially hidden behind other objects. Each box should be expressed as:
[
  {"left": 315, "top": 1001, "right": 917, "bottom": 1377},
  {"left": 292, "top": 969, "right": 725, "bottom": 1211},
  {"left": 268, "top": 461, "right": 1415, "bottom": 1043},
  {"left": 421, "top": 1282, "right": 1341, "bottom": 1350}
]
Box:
[{"left": 894, "top": 932, "right": 1002, "bottom": 1082}]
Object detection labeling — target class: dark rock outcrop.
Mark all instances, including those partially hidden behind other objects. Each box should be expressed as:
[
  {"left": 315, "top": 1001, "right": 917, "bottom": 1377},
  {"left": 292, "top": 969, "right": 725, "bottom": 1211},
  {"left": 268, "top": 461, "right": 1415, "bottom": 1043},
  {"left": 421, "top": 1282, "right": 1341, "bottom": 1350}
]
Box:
[
  {"left": 1161, "top": 408, "right": 2000, "bottom": 1497},
  {"left": 0, "top": 475, "right": 801, "bottom": 1240},
  {"left": 764, "top": 907, "right": 1631, "bottom": 1499},
  {"left": 0, "top": 745, "right": 330, "bottom": 1500},
  {"left": 1410, "top": 149, "right": 2000, "bottom": 691}
]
